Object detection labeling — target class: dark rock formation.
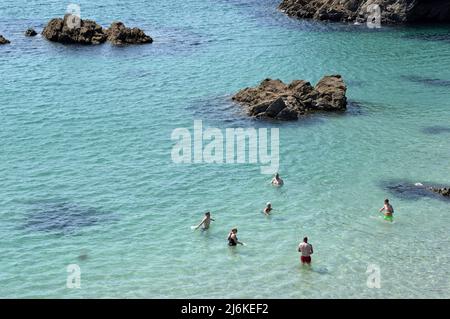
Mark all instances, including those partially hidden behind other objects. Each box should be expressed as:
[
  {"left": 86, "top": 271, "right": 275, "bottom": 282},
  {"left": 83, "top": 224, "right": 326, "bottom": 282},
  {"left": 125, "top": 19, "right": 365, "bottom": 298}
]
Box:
[
  {"left": 431, "top": 187, "right": 450, "bottom": 197},
  {"left": 233, "top": 75, "right": 347, "bottom": 121},
  {"left": 0, "top": 35, "right": 10, "bottom": 44},
  {"left": 42, "top": 16, "right": 153, "bottom": 45},
  {"left": 25, "top": 28, "right": 37, "bottom": 37},
  {"left": 106, "top": 22, "right": 153, "bottom": 45},
  {"left": 42, "top": 14, "right": 107, "bottom": 44},
  {"left": 278, "top": 0, "right": 450, "bottom": 24}
]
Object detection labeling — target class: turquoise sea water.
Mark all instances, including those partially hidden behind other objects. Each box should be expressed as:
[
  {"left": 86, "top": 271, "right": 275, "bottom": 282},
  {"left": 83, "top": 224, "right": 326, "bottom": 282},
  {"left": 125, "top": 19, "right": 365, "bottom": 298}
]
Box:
[{"left": 1, "top": 0, "right": 450, "bottom": 298}]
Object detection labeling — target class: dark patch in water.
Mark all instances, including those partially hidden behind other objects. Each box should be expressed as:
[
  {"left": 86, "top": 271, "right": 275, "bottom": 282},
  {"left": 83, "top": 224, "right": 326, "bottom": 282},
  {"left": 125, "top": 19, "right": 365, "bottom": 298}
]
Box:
[
  {"left": 402, "top": 32, "right": 450, "bottom": 44},
  {"left": 421, "top": 126, "right": 450, "bottom": 135},
  {"left": 379, "top": 180, "right": 450, "bottom": 202},
  {"left": 313, "top": 267, "right": 329, "bottom": 275},
  {"left": 186, "top": 95, "right": 263, "bottom": 128},
  {"left": 78, "top": 253, "right": 88, "bottom": 261},
  {"left": 22, "top": 201, "right": 118, "bottom": 235},
  {"left": 401, "top": 75, "right": 450, "bottom": 87},
  {"left": 345, "top": 100, "right": 366, "bottom": 116}
]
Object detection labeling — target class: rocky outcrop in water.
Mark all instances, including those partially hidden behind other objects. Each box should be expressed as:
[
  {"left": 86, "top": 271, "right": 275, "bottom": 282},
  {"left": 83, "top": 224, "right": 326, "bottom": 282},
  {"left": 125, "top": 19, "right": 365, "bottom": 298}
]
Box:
[
  {"left": 233, "top": 75, "right": 347, "bottom": 121},
  {"left": 42, "top": 15, "right": 153, "bottom": 45},
  {"left": 106, "top": 22, "right": 153, "bottom": 45},
  {"left": 384, "top": 181, "right": 450, "bottom": 201},
  {"left": 42, "top": 14, "right": 107, "bottom": 44},
  {"left": 278, "top": 0, "right": 450, "bottom": 24},
  {"left": 0, "top": 34, "right": 10, "bottom": 44},
  {"left": 25, "top": 28, "right": 38, "bottom": 37},
  {"left": 431, "top": 187, "right": 450, "bottom": 197}
]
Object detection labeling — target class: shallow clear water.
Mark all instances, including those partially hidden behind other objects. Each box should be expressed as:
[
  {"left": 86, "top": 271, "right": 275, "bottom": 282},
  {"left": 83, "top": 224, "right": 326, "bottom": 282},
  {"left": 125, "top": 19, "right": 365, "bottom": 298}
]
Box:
[{"left": 1, "top": 0, "right": 450, "bottom": 298}]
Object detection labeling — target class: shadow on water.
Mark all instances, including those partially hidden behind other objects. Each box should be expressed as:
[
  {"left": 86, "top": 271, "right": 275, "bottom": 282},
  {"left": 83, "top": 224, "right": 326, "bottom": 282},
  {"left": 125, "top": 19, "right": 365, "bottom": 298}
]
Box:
[
  {"left": 379, "top": 179, "right": 450, "bottom": 202},
  {"left": 421, "top": 125, "right": 450, "bottom": 135},
  {"left": 401, "top": 75, "right": 450, "bottom": 88},
  {"left": 402, "top": 31, "right": 450, "bottom": 44},
  {"left": 298, "top": 264, "right": 330, "bottom": 275},
  {"left": 21, "top": 200, "right": 120, "bottom": 235}
]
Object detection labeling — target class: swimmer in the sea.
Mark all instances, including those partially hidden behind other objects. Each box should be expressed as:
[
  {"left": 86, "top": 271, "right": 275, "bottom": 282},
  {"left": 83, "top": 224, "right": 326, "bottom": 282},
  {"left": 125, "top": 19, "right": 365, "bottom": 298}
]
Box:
[
  {"left": 263, "top": 202, "right": 272, "bottom": 215},
  {"left": 195, "top": 211, "right": 215, "bottom": 230},
  {"left": 227, "top": 228, "right": 244, "bottom": 246},
  {"left": 271, "top": 173, "right": 284, "bottom": 186},
  {"left": 379, "top": 199, "right": 394, "bottom": 222}
]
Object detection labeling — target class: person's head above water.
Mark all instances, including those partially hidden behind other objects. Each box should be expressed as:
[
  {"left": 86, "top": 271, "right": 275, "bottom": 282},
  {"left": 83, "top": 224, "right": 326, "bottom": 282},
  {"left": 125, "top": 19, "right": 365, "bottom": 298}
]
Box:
[
  {"left": 231, "top": 228, "right": 238, "bottom": 234},
  {"left": 303, "top": 237, "right": 308, "bottom": 243},
  {"left": 266, "top": 202, "right": 271, "bottom": 207},
  {"left": 205, "top": 211, "right": 210, "bottom": 216},
  {"left": 384, "top": 199, "right": 389, "bottom": 204},
  {"left": 275, "top": 173, "right": 280, "bottom": 179}
]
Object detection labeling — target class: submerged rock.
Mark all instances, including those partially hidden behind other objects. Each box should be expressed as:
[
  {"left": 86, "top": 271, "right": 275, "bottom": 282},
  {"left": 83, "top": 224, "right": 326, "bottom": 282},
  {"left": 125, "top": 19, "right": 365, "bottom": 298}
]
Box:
[
  {"left": 0, "top": 34, "right": 10, "bottom": 44},
  {"left": 106, "top": 22, "right": 153, "bottom": 45},
  {"left": 232, "top": 75, "right": 347, "bottom": 121},
  {"left": 383, "top": 180, "right": 450, "bottom": 201},
  {"left": 421, "top": 126, "right": 450, "bottom": 135},
  {"left": 42, "top": 14, "right": 107, "bottom": 44},
  {"left": 23, "top": 201, "right": 119, "bottom": 234},
  {"left": 431, "top": 187, "right": 450, "bottom": 197},
  {"left": 278, "top": 0, "right": 450, "bottom": 24},
  {"left": 25, "top": 28, "right": 38, "bottom": 37}
]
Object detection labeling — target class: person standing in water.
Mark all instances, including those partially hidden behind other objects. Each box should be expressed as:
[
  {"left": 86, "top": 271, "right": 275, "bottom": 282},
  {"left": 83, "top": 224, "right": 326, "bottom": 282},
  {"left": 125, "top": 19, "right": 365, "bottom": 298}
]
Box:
[
  {"left": 263, "top": 202, "right": 272, "bottom": 215},
  {"left": 379, "top": 199, "right": 394, "bottom": 222},
  {"left": 228, "top": 228, "right": 244, "bottom": 246},
  {"left": 195, "top": 212, "right": 215, "bottom": 230},
  {"left": 271, "top": 173, "right": 284, "bottom": 186},
  {"left": 298, "top": 237, "right": 313, "bottom": 265}
]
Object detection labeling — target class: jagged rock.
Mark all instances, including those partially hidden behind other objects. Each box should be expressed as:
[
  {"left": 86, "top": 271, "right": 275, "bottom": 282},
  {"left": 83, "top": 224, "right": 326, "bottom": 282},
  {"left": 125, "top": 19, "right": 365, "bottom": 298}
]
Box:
[
  {"left": 106, "top": 22, "right": 152, "bottom": 45},
  {"left": 42, "top": 14, "right": 107, "bottom": 44},
  {"left": 265, "top": 97, "right": 287, "bottom": 117},
  {"left": 313, "top": 75, "right": 347, "bottom": 110},
  {"left": 42, "top": 16, "right": 153, "bottom": 45},
  {"left": 430, "top": 187, "right": 450, "bottom": 197},
  {"left": 25, "top": 28, "right": 37, "bottom": 37},
  {"left": 278, "top": 0, "right": 450, "bottom": 24},
  {"left": 233, "top": 75, "right": 347, "bottom": 121},
  {"left": 0, "top": 35, "right": 10, "bottom": 44}
]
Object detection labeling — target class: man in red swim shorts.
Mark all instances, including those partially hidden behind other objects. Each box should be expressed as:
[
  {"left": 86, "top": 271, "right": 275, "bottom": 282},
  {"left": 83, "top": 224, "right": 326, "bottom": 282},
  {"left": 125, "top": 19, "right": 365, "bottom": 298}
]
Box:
[{"left": 298, "top": 237, "right": 313, "bottom": 264}]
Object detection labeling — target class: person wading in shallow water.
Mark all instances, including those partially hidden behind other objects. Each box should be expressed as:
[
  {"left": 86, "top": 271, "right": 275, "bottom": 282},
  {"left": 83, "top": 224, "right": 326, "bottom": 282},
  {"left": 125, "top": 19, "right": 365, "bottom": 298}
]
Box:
[
  {"left": 228, "top": 228, "right": 244, "bottom": 246},
  {"left": 298, "top": 237, "right": 313, "bottom": 265},
  {"left": 263, "top": 202, "right": 272, "bottom": 215},
  {"left": 379, "top": 198, "right": 394, "bottom": 222},
  {"left": 194, "top": 211, "right": 214, "bottom": 230}
]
